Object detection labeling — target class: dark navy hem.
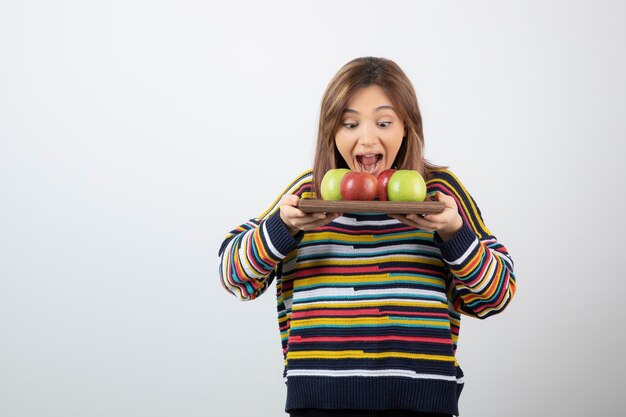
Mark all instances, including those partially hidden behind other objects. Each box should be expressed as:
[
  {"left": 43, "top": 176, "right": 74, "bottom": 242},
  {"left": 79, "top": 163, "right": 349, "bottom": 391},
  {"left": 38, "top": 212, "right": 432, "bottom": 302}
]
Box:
[
  {"left": 264, "top": 210, "right": 301, "bottom": 255},
  {"left": 285, "top": 376, "right": 461, "bottom": 416},
  {"left": 435, "top": 222, "right": 477, "bottom": 264}
]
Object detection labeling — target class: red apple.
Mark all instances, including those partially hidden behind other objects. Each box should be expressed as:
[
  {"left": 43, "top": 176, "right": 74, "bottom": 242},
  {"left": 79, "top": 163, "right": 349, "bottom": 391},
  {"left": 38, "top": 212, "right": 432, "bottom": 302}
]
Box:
[
  {"left": 340, "top": 172, "right": 378, "bottom": 201},
  {"left": 376, "top": 169, "right": 396, "bottom": 201}
]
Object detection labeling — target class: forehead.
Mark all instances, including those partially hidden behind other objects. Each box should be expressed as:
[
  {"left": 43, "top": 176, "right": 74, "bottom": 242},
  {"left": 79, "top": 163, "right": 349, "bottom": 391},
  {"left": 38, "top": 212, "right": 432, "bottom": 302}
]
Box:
[{"left": 345, "top": 85, "right": 394, "bottom": 110}]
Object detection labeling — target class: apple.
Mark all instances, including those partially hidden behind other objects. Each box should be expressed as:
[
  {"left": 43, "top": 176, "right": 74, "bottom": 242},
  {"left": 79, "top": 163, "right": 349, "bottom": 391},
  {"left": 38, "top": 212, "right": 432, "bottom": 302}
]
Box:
[
  {"left": 387, "top": 170, "right": 426, "bottom": 202},
  {"left": 320, "top": 168, "right": 350, "bottom": 200},
  {"left": 376, "top": 169, "right": 396, "bottom": 201},
  {"left": 340, "top": 172, "right": 378, "bottom": 201}
]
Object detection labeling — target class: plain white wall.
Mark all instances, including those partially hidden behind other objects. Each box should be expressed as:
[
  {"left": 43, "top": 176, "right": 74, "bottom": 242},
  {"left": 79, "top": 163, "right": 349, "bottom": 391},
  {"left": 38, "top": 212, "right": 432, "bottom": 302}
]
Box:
[{"left": 1, "top": 1, "right": 625, "bottom": 416}]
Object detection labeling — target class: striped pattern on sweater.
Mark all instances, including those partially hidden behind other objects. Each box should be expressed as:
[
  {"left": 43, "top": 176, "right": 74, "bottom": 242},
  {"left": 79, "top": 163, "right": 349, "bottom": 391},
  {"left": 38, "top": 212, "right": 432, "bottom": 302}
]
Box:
[{"left": 218, "top": 169, "right": 516, "bottom": 414}]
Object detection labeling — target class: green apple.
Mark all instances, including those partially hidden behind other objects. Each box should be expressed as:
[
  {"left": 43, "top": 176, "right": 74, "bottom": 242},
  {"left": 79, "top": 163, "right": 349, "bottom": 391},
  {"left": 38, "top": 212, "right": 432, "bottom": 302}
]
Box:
[
  {"left": 387, "top": 170, "right": 426, "bottom": 201},
  {"left": 320, "top": 168, "right": 350, "bottom": 200}
]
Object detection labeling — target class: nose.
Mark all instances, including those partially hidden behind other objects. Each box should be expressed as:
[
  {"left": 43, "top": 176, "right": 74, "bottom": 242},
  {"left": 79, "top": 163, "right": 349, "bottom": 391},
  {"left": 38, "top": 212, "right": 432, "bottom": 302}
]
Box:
[{"left": 358, "top": 123, "right": 378, "bottom": 147}]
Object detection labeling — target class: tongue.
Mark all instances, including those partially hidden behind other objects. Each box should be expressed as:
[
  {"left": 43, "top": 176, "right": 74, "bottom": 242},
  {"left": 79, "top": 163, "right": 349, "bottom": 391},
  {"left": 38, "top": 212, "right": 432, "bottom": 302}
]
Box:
[
  {"left": 361, "top": 155, "right": 379, "bottom": 165},
  {"left": 360, "top": 157, "right": 378, "bottom": 173}
]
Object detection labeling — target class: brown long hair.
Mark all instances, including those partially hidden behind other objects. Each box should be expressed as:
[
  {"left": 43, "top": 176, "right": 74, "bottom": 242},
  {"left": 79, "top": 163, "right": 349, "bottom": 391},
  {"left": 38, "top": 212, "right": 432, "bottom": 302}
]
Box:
[{"left": 312, "top": 57, "right": 442, "bottom": 197}]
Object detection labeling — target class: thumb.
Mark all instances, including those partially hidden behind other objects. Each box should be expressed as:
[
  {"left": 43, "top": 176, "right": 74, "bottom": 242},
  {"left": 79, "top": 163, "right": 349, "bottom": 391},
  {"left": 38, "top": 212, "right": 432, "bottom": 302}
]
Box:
[
  {"left": 280, "top": 194, "right": 300, "bottom": 207},
  {"left": 436, "top": 191, "right": 456, "bottom": 209}
]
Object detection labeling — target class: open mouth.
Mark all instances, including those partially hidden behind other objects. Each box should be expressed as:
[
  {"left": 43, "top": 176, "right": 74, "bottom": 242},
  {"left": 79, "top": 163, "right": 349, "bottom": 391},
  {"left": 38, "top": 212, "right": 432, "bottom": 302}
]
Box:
[{"left": 356, "top": 153, "right": 383, "bottom": 174}]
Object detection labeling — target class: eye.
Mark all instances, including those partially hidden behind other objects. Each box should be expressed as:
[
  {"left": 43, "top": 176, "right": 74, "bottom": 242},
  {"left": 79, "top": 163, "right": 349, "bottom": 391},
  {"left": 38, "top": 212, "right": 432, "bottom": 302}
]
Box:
[
  {"left": 343, "top": 122, "right": 358, "bottom": 129},
  {"left": 378, "top": 121, "right": 392, "bottom": 128}
]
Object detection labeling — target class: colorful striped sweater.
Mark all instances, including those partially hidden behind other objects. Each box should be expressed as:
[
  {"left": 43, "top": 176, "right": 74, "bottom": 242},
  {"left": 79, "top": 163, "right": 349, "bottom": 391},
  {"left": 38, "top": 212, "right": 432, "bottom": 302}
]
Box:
[{"left": 218, "top": 169, "right": 516, "bottom": 416}]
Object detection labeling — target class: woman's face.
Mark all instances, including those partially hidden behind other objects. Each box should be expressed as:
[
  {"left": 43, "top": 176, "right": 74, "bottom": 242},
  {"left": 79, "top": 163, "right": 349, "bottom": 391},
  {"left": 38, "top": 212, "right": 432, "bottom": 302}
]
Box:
[{"left": 334, "top": 84, "right": 405, "bottom": 177}]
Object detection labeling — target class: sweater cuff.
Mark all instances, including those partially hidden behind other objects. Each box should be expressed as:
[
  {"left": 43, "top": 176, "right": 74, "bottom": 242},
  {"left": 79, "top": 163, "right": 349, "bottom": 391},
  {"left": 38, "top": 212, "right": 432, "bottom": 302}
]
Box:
[
  {"left": 434, "top": 222, "right": 478, "bottom": 264},
  {"left": 264, "top": 211, "right": 301, "bottom": 256}
]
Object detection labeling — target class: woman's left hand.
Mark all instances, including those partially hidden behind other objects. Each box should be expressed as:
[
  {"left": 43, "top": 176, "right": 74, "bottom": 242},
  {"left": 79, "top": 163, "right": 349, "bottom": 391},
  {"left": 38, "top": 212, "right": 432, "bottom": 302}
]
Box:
[{"left": 389, "top": 191, "right": 464, "bottom": 241}]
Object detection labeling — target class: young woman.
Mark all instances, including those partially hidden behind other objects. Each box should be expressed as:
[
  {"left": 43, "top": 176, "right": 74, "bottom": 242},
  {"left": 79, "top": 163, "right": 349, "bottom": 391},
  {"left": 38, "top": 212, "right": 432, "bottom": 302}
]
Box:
[{"left": 218, "top": 57, "right": 516, "bottom": 417}]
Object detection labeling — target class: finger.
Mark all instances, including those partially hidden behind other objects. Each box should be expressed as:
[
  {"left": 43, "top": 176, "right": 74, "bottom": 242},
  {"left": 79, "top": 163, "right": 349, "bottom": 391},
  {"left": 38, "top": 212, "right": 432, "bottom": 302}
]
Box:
[
  {"left": 405, "top": 213, "right": 441, "bottom": 231},
  {"left": 406, "top": 213, "right": 430, "bottom": 223},
  {"left": 423, "top": 206, "right": 458, "bottom": 224},
  {"left": 389, "top": 214, "right": 408, "bottom": 223},
  {"left": 324, "top": 212, "right": 342, "bottom": 222},
  {"left": 422, "top": 213, "right": 443, "bottom": 222},
  {"left": 299, "top": 213, "right": 341, "bottom": 230},
  {"left": 282, "top": 204, "right": 306, "bottom": 218},
  {"left": 280, "top": 194, "right": 300, "bottom": 207},
  {"left": 315, "top": 212, "right": 342, "bottom": 220},
  {"left": 396, "top": 213, "right": 440, "bottom": 232},
  {"left": 297, "top": 212, "right": 329, "bottom": 225},
  {"left": 390, "top": 214, "right": 421, "bottom": 229},
  {"left": 436, "top": 191, "right": 457, "bottom": 210}
]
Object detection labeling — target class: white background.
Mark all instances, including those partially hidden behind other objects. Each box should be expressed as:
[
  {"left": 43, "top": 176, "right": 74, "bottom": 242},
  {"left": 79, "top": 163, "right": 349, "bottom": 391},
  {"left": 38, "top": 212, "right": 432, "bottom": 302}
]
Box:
[{"left": 1, "top": 1, "right": 625, "bottom": 416}]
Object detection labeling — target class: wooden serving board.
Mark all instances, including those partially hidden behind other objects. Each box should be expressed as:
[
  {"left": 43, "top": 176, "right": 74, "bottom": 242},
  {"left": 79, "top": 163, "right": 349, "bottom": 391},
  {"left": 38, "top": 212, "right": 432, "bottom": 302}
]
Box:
[{"left": 298, "top": 199, "right": 445, "bottom": 214}]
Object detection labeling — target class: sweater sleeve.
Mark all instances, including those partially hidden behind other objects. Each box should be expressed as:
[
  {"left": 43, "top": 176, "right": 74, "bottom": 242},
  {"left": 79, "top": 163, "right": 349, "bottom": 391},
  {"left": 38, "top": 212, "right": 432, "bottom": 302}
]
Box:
[
  {"left": 428, "top": 170, "right": 517, "bottom": 319},
  {"left": 217, "top": 170, "right": 313, "bottom": 301}
]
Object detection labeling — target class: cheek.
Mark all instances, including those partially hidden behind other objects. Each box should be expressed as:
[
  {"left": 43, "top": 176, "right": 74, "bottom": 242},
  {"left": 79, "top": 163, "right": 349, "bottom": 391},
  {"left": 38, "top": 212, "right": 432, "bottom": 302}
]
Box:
[
  {"left": 382, "top": 132, "right": 404, "bottom": 158},
  {"left": 334, "top": 133, "right": 354, "bottom": 160}
]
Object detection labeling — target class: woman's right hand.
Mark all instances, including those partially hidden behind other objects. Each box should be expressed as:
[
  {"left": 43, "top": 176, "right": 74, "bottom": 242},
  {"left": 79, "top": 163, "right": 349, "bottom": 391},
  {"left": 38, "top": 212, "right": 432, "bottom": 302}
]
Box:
[{"left": 279, "top": 194, "right": 341, "bottom": 236}]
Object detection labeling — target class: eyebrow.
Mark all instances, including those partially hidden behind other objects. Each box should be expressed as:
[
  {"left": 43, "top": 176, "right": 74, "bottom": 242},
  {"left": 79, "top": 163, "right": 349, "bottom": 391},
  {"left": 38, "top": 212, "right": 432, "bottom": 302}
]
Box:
[{"left": 343, "top": 105, "right": 396, "bottom": 114}]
